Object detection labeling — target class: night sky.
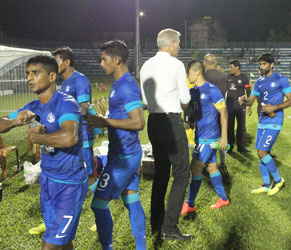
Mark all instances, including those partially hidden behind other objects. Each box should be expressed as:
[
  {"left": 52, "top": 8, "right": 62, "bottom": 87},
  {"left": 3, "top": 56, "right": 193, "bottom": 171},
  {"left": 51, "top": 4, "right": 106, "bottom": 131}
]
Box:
[{"left": 0, "top": 0, "right": 290, "bottom": 43}]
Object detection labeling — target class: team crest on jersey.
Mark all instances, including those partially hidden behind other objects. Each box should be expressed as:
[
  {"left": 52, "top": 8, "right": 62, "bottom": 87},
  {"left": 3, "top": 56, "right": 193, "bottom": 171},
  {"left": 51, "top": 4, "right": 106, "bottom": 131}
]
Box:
[
  {"left": 271, "top": 82, "right": 276, "bottom": 87},
  {"left": 47, "top": 113, "right": 55, "bottom": 123},
  {"left": 66, "top": 85, "right": 70, "bottom": 92},
  {"left": 110, "top": 90, "right": 115, "bottom": 98},
  {"left": 200, "top": 93, "right": 206, "bottom": 99}
]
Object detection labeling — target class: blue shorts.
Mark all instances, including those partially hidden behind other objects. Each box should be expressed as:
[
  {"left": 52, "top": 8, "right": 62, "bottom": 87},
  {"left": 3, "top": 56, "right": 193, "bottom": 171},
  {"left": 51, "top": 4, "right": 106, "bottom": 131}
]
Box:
[
  {"left": 40, "top": 174, "right": 88, "bottom": 245},
  {"left": 82, "top": 147, "right": 94, "bottom": 175},
  {"left": 256, "top": 128, "right": 280, "bottom": 151},
  {"left": 94, "top": 150, "right": 142, "bottom": 199},
  {"left": 192, "top": 140, "right": 217, "bottom": 164}
]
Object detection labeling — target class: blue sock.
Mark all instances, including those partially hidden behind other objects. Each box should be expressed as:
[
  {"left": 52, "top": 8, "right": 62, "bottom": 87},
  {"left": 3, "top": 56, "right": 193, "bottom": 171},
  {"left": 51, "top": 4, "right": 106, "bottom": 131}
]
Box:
[
  {"left": 261, "top": 154, "right": 281, "bottom": 183},
  {"left": 122, "top": 193, "right": 146, "bottom": 250},
  {"left": 210, "top": 171, "right": 227, "bottom": 201},
  {"left": 259, "top": 160, "right": 271, "bottom": 187},
  {"left": 91, "top": 197, "right": 113, "bottom": 250},
  {"left": 187, "top": 176, "right": 202, "bottom": 207}
]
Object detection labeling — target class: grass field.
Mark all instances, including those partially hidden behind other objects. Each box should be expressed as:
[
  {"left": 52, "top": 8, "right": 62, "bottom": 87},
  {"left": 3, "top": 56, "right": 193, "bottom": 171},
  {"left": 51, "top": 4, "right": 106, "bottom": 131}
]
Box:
[{"left": 1, "top": 80, "right": 291, "bottom": 250}]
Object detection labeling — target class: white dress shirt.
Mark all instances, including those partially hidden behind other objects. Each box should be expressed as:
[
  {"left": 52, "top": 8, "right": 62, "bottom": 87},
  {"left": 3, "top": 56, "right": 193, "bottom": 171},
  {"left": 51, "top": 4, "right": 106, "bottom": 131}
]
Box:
[{"left": 140, "top": 51, "right": 190, "bottom": 113}]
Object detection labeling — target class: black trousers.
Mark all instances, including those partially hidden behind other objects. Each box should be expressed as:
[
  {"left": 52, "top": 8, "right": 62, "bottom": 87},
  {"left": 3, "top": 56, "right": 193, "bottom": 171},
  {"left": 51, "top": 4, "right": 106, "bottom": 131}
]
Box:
[
  {"left": 227, "top": 106, "right": 247, "bottom": 150},
  {"left": 147, "top": 113, "right": 190, "bottom": 234}
]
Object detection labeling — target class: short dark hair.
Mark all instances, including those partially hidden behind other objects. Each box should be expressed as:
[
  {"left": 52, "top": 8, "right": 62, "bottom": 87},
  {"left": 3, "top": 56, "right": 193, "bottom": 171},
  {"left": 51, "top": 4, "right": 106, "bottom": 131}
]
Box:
[
  {"left": 27, "top": 55, "right": 58, "bottom": 74},
  {"left": 52, "top": 46, "right": 75, "bottom": 67},
  {"left": 258, "top": 53, "right": 274, "bottom": 64},
  {"left": 100, "top": 40, "right": 129, "bottom": 63},
  {"left": 187, "top": 60, "right": 205, "bottom": 76},
  {"left": 230, "top": 60, "right": 240, "bottom": 69}
]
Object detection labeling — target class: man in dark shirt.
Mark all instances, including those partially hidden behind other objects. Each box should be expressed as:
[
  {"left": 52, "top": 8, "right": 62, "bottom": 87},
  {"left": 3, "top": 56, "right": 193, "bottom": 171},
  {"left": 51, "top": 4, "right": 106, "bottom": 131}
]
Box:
[
  {"left": 204, "top": 54, "right": 228, "bottom": 177},
  {"left": 227, "top": 60, "right": 252, "bottom": 153}
]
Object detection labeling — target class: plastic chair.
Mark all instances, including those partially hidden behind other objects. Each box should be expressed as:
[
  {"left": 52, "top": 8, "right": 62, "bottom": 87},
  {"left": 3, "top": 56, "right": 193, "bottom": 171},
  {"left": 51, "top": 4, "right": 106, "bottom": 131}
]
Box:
[{"left": 0, "top": 135, "right": 20, "bottom": 179}]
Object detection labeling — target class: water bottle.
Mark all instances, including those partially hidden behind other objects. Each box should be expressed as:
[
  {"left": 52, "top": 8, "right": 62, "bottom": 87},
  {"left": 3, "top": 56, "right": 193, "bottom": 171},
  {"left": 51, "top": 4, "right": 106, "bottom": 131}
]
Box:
[
  {"left": 30, "top": 117, "right": 54, "bottom": 154},
  {"left": 210, "top": 142, "right": 230, "bottom": 151},
  {"left": 261, "top": 103, "right": 275, "bottom": 118},
  {"left": 0, "top": 183, "right": 2, "bottom": 202},
  {"left": 86, "top": 104, "right": 102, "bottom": 135}
]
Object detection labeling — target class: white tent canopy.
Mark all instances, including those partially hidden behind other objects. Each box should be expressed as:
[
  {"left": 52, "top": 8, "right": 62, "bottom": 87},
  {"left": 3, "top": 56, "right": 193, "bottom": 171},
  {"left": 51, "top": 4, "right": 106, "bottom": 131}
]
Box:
[{"left": 0, "top": 45, "right": 50, "bottom": 76}]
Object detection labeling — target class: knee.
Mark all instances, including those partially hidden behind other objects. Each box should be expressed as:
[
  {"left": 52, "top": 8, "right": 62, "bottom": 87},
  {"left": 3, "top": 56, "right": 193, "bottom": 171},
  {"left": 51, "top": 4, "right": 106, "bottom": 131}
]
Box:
[{"left": 257, "top": 150, "right": 267, "bottom": 159}]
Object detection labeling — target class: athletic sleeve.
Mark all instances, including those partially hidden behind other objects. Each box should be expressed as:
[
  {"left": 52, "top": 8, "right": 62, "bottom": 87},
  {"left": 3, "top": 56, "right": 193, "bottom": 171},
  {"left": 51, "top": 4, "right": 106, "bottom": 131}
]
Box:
[
  {"left": 176, "top": 61, "right": 191, "bottom": 105},
  {"left": 75, "top": 75, "right": 92, "bottom": 104},
  {"left": 211, "top": 86, "right": 226, "bottom": 110},
  {"left": 120, "top": 80, "right": 143, "bottom": 113},
  {"left": 280, "top": 76, "right": 291, "bottom": 95},
  {"left": 57, "top": 98, "right": 81, "bottom": 127},
  {"left": 8, "top": 101, "right": 38, "bottom": 119},
  {"left": 251, "top": 80, "right": 260, "bottom": 96}
]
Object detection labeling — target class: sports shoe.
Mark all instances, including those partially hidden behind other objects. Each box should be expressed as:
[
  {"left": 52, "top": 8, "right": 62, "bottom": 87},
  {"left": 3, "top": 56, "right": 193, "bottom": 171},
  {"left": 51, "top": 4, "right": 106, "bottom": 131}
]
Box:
[
  {"left": 268, "top": 178, "right": 285, "bottom": 196},
  {"left": 90, "top": 224, "right": 96, "bottom": 232},
  {"left": 29, "top": 223, "right": 46, "bottom": 235},
  {"left": 251, "top": 186, "right": 270, "bottom": 194},
  {"left": 210, "top": 198, "right": 229, "bottom": 209},
  {"left": 180, "top": 202, "right": 196, "bottom": 215}
]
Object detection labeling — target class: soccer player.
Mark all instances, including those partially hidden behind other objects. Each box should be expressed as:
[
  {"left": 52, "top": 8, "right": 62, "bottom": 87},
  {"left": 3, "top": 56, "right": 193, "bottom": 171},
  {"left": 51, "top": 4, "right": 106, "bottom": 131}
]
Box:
[
  {"left": 1, "top": 55, "right": 87, "bottom": 250},
  {"left": 181, "top": 60, "right": 230, "bottom": 215},
  {"left": 85, "top": 40, "right": 146, "bottom": 250},
  {"left": 239, "top": 53, "right": 291, "bottom": 195},
  {"left": 29, "top": 46, "right": 96, "bottom": 235},
  {"left": 203, "top": 54, "right": 228, "bottom": 177},
  {"left": 53, "top": 47, "right": 96, "bottom": 181},
  {"left": 226, "top": 60, "right": 252, "bottom": 153}
]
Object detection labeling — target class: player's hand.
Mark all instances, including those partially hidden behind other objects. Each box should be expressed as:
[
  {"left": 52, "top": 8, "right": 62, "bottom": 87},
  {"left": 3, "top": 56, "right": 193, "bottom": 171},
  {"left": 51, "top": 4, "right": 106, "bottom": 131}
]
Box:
[
  {"left": 84, "top": 114, "right": 107, "bottom": 128},
  {"left": 262, "top": 104, "right": 275, "bottom": 114},
  {"left": 218, "top": 136, "right": 228, "bottom": 150},
  {"left": 247, "top": 106, "right": 252, "bottom": 116},
  {"left": 15, "top": 110, "right": 36, "bottom": 126},
  {"left": 238, "top": 95, "right": 246, "bottom": 106},
  {"left": 27, "top": 125, "right": 46, "bottom": 143}
]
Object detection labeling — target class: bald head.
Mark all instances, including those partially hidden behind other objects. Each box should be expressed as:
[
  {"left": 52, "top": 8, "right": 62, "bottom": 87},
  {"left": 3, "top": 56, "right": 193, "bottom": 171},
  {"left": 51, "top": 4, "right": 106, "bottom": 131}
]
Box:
[{"left": 204, "top": 54, "right": 217, "bottom": 70}]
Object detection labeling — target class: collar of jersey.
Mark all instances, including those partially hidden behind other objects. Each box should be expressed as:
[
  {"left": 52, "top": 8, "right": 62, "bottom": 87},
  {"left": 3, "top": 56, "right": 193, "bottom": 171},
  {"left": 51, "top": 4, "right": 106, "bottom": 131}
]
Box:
[
  {"left": 39, "top": 90, "right": 59, "bottom": 108},
  {"left": 114, "top": 72, "right": 131, "bottom": 84}
]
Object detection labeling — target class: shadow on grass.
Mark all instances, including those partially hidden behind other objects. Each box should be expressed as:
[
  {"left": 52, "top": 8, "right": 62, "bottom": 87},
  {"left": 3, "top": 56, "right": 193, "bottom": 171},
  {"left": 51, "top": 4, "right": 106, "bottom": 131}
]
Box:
[
  {"left": 223, "top": 226, "right": 244, "bottom": 250},
  {"left": 183, "top": 212, "right": 197, "bottom": 221},
  {"left": 16, "top": 184, "right": 29, "bottom": 193}
]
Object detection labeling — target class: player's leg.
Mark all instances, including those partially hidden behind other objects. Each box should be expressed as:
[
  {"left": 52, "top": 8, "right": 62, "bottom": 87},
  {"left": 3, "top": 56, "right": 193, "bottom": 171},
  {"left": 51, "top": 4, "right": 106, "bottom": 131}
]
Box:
[
  {"left": 120, "top": 150, "right": 146, "bottom": 250},
  {"left": 208, "top": 162, "right": 229, "bottom": 208},
  {"left": 181, "top": 156, "right": 204, "bottom": 215},
  {"left": 237, "top": 108, "right": 248, "bottom": 152},
  {"left": 254, "top": 129, "right": 284, "bottom": 195},
  {"left": 227, "top": 108, "right": 235, "bottom": 152},
  {"left": 40, "top": 175, "right": 88, "bottom": 250}
]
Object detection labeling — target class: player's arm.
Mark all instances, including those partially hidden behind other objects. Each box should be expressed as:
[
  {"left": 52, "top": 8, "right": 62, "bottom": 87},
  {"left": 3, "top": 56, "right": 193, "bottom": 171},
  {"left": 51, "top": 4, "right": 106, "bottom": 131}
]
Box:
[
  {"left": 215, "top": 102, "right": 228, "bottom": 150},
  {"left": 28, "top": 120, "right": 79, "bottom": 148},
  {"left": 85, "top": 107, "right": 145, "bottom": 131},
  {"left": 238, "top": 94, "right": 256, "bottom": 106},
  {"left": 0, "top": 110, "right": 36, "bottom": 133},
  {"left": 262, "top": 93, "right": 291, "bottom": 114},
  {"left": 79, "top": 102, "right": 89, "bottom": 116},
  {"left": 244, "top": 77, "right": 252, "bottom": 115}
]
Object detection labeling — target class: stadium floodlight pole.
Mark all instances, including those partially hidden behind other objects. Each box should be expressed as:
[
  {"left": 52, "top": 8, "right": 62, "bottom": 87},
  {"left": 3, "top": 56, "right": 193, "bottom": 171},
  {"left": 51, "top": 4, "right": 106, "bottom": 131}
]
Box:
[{"left": 135, "top": 0, "right": 141, "bottom": 77}]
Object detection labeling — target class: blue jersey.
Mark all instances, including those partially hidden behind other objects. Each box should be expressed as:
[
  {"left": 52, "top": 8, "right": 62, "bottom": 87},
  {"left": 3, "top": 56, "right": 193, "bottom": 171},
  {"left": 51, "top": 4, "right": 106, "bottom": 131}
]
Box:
[
  {"left": 252, "top": 72, "right": 291, "bottom": 129},
  {"left": 190, "top": 81, "right": 225, "bottom": 140},
  {"left": 61, "top": 71, "right": 93, "bottom": 148},
  {"left": 108, "top": 72, "right": 143, "bottom": 156},
  {"left": 9, "top": 91, "right": 87, "bottom": 183}
]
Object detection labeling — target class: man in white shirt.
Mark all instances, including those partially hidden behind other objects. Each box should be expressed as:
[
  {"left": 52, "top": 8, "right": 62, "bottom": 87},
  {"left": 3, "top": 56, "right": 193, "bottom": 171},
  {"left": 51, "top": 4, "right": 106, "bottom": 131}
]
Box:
[{"left": 140, "top": 28, "right": 192, "bottom": 241}]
